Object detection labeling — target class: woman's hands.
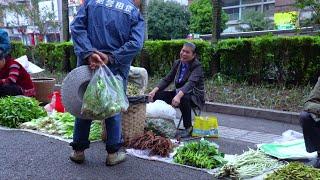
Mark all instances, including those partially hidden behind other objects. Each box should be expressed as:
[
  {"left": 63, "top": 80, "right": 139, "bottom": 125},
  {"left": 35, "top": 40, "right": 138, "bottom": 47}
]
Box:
[
  {"left": 171, "top": 96, "right": 180, "bottom": 107},
  {"left": 172, "top": 91, "right": 184, "bottom": 107},
  {"left": 148, "top": 87, "right": 159, "bottom": 102},
  {"left": 149, "top": 88, "right": 184, "bottom": 107}
]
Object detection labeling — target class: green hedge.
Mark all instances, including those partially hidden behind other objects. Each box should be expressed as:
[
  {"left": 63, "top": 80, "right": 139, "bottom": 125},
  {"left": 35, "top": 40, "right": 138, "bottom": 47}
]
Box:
[
  {"left": 11, "top": 41, "right": 77, "bottom": 73},
  {"left": 216, "top": 36, "right": 320, "bottom": 84},
  {"left": 10, "top": 36, "right": 320, "bottom": 84},
  {"left": 135, "top": 40, "right": 214, "bottom": 76}
]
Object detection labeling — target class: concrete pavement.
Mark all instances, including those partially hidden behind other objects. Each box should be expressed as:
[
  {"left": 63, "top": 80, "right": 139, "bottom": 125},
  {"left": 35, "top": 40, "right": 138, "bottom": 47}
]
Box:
[{"left": 0, "top": 111, "right": 302, "bottom": 180}]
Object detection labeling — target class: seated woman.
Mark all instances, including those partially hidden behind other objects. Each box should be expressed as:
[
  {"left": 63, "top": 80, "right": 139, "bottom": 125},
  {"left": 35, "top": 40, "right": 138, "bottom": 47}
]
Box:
[
  {"left": 148, "top": 42, "right": 205, "bottom": 138},
  {"left": 300, "top": 76, "right": 320, "bottom": 168},
  {"left": 0, "top": 29, "right": 35, "bottom": 97}
]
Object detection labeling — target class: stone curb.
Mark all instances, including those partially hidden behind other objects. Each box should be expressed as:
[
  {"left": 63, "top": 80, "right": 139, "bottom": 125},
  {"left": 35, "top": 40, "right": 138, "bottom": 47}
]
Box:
[
  {"left": 204, "top": 102, "right": 300, "bottom": 124},
  {"left": 55, "top": 84, "right": 300, "bottom": 124}
]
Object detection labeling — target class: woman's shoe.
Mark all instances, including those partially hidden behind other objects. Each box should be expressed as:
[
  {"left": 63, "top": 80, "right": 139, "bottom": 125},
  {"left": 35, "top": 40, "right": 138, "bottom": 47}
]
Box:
[
  {"left": 178, "top": 126, "right": 193, "bottom": 138},
  {"left": 69, "top": 151, "right": 85, "bottom": 164}
]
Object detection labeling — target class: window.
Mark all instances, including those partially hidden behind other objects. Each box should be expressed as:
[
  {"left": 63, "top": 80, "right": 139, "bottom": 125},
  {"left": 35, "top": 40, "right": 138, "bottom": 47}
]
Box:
[
  {"left": 242, "top": 5, "right": 261, "bottom": 12},
  {"left": 224, "top": 8, "right": 240, "bottom": 20},
  {"left": 241, "top": 5, "right": 262, "bottom": 19},
  {"left": 222, "top": 0, "right": 240, "bottom": 7},
  {"left": 263, "top": 4, "right": 275, "bottom": 17},
  {"left": 242, "top": 0, "right": 262, "bottom": 5}
]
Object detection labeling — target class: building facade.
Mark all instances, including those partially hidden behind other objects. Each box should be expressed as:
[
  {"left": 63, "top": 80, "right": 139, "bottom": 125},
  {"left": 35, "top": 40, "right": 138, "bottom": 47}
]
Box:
[{"left": 221, "top": 0, "right": 310, "bottom": 33}]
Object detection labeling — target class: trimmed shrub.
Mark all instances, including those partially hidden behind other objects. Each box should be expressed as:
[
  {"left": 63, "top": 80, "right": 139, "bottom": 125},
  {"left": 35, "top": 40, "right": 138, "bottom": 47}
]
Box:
[
  {"left": 9, "top": 36, "right": 320, "bottom": 85},
  {"left": 216, "top": 36, "right": 320, "bottom": 84}
]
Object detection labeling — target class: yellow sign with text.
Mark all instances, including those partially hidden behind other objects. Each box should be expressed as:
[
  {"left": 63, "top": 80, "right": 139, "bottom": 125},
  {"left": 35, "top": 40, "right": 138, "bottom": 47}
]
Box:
[{"left": 274, "top": 11, "right": 298, "bottom": 30}]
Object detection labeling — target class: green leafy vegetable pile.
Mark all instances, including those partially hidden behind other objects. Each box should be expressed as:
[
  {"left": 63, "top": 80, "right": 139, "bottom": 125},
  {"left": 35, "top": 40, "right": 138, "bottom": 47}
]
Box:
[
  {"left": 173, "top": 139, "right": 226, "bottom": 169},
  {"left": 81, "top": 74, "right": 128, "bottom": 120},
  {"left": 217, "top": 149, "right": 283, "bottom": 179},
  {"left": 264, "top": 162, "right": 320, "bottom": 180},
  {"left": 20, "top": 112, "right": 102, "bottom": 141},
  {"left": 0, "top": 96, "right": 47, "bottom": 128}
]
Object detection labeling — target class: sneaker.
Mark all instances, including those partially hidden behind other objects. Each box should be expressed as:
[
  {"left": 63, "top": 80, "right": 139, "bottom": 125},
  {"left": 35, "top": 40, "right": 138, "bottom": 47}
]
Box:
[
  {"left": 106, "top": 152, "right": 126, "bottom": 166},
  {"left": 69, "top": 151, "right": 85, "bottom": 164},
  {"left": 177, "top": 126, "right": 193, "bottom": 138}
]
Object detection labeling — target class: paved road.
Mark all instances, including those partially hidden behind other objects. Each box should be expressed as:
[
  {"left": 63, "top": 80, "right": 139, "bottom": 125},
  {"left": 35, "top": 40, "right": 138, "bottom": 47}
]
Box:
[{"left": 0, "top": 112, "right": 302, "bottom": 180}]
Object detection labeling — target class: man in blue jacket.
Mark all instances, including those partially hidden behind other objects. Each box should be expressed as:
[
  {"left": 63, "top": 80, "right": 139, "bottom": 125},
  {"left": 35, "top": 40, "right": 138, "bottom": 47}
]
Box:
[{"left": 69, "top": 0, "right": 144, "bottom": 166}]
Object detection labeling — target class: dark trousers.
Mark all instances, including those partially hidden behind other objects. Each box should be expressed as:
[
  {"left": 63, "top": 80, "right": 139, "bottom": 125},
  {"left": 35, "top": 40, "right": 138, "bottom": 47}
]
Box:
[
  {"left": 70, "top": 113, "right": 122, "bottom": 153},
  {"left": 154, "top": 90, "right": 192, "bottom": 129},
  {"left": 300, "top": 111, "right": 320, "bottom": 153},
  {"left": 0, "top": 84, "right": 23, "bottom": 97}
]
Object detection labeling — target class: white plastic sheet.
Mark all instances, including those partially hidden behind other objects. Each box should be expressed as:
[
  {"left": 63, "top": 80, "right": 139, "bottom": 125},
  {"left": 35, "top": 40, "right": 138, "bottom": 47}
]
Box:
[
  {"left": 126, "top": 140, "right": 222, "bottom": 175},
  {"left": 258, "top": 130, "right": 317, "bottom": 159},
  {"left": 15, "top": 55, "right": 44, "bottom": 74}
]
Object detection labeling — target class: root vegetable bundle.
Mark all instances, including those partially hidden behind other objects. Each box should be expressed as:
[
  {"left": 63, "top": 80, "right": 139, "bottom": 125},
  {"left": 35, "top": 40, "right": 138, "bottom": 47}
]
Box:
[{"left": 127, "top": 131, "right": 173, "bottom": 157}]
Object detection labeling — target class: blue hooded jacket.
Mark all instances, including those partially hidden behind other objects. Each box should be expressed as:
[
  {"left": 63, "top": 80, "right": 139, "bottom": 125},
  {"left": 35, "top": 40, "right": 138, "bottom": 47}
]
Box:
[
  {"left": 70, "top": 0, "right": 144, "bottom": 81},
  {"left": 0, "top": 29, "right": 11, "bottom": 59}
]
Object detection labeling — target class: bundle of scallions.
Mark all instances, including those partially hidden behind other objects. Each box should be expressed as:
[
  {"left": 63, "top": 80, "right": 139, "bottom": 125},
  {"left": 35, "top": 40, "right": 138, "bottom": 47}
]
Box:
[{"left": 216, "top": 149, "right": 284, "bottom": 179}]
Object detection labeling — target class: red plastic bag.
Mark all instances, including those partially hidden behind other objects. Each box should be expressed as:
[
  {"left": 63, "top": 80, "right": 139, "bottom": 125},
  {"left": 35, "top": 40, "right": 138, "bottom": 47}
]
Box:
[{"left": 45, "top": 91, "right": 65, "bottom": 113}]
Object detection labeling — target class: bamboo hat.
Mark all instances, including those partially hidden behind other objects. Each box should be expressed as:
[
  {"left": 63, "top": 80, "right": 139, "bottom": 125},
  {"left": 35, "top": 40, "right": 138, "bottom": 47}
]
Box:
[{"left": 61, "top": 65, "right": 94, "bottom": 119}]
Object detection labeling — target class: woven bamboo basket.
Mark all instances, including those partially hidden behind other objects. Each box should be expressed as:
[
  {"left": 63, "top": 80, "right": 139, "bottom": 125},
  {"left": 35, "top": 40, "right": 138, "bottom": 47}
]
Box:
[
  {"left": 122, "top": 102, "right": 146, "bottom": 143},
  {"left": 101, "top": 96, "right": 147, "bottom": 143}
]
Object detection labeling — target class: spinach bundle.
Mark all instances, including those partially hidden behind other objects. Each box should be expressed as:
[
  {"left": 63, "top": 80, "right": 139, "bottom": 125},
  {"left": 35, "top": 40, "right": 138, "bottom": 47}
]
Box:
[
  {"left": 0, "top": 96, "right": 47, "bottom": 128},
  {"left": 173, "top": 139, "right": 226, "bottom": 169},
  {"left": 81, "top": 66, "right": 129, "bottom": 120}
]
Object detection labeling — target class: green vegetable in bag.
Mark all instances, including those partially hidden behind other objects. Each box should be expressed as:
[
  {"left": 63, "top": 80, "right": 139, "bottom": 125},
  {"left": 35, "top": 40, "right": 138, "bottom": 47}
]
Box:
[
  {"left": 145, "top": 118, "right": 176, "bottom": 138},
  {"left": 81, "top": 65, "right": 129, "bottom": 120}
]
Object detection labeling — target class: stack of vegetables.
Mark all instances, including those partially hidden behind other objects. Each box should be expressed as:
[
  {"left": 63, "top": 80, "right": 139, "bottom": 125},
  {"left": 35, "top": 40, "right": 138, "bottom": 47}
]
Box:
[
  {"left": 127, "top": 131, "right": 173, "bottom": 157},
  {"left": 217, "top": 149, "right": 283, "bottom": 179},
  {"left": 264, "top": 162, "right": 320, "bottom": 179},
  {"left": 0, "top": 96, "right": 47, "bottom": 128},
  {"left": 173, "top": 139, "right": 226, "bottom": 169},
  {"left": 20, "top": 112, "right": 102, "bottom": 141},
  {"left": 126, "top": 82, "right": 140, "bottom": 96}
]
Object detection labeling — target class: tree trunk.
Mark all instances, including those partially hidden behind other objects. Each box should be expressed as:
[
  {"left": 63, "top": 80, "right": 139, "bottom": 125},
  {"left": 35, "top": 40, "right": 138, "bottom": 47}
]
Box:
[
  {"left": 141, "top": 0, "right": 148, "bottom": 40},
  {"left": 211, "top": 0, "right": 221, "bottom": 44},
  {"left": 62, "top": 0, "right": 70, "bottom": 41},
  {"left": 210, "top": 0, "right": 221, "bottom": 76}
]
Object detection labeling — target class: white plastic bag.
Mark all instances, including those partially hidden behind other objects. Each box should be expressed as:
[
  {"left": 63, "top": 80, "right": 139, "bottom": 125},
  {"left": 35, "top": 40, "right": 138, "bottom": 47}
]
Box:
[
  {"left": 146, "top": 100, "right": 176, "bottom": 120},
  {"left": 272, "top": 130, "right": 303, "bottom": 143},
  {"left": 81, "top": 65, "right": 129, "bottom": 120},
  {"left": 258, "top": 130, "right": 317, "bottom": 159},
  {"left": 128, "top": 66, "right": 148, "bottom": 94}
]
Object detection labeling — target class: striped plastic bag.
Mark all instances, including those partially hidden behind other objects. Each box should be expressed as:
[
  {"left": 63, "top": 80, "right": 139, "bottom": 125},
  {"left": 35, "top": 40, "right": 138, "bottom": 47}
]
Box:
[{"left": 192, "top": 116, "right": 219, "bottom": 138}]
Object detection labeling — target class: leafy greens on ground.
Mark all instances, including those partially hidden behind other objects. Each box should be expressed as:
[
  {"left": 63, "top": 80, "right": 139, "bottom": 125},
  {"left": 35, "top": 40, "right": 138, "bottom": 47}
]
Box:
[
  {"left": 0, "top": 96, "right": 47, "bottom": 128},
  {"left": 20, "top": 112, "right": 102, "bottom": 141}
]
